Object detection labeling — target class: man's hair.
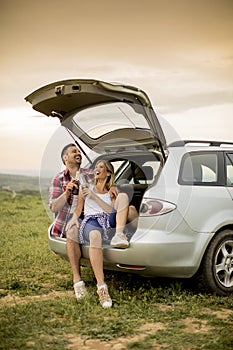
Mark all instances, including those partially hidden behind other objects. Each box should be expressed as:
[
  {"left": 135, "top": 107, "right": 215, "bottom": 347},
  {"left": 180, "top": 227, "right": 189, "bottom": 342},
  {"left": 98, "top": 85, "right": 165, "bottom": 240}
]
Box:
[{"left": 61, "top": 143, "right": 76, "bottom": 164}]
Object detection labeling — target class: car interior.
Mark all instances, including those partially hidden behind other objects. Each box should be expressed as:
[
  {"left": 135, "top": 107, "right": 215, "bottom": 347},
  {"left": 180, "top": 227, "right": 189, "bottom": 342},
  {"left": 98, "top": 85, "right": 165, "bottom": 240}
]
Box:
[{"left": 92, "top": 151, "right": 162, "bottom": 212}]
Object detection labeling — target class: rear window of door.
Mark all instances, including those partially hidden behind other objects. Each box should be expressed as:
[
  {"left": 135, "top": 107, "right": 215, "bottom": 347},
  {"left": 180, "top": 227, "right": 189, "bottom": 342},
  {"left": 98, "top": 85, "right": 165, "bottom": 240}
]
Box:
[{"left": 178, "top": 152, "right": 222, "bottom": 186}]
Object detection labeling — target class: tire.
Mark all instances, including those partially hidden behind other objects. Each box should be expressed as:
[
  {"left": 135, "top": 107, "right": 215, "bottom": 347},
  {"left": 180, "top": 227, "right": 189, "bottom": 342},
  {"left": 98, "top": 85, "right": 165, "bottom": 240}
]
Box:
[{"left": 198, "top": 229, "right": 233, "bottom": 296}]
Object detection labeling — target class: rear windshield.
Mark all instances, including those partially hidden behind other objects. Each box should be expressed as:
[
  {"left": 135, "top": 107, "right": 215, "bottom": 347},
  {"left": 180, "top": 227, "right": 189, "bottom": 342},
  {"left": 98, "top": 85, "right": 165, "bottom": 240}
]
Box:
[{"left": 72, "top": 102, "right": 150, "bottom": 139}]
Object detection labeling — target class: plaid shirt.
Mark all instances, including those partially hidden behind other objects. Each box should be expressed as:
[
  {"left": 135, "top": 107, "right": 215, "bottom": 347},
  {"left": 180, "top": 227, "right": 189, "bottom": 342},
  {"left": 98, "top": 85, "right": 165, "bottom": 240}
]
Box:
[{"left": 49, "top": 167, "right": 93, "bottom": 237}]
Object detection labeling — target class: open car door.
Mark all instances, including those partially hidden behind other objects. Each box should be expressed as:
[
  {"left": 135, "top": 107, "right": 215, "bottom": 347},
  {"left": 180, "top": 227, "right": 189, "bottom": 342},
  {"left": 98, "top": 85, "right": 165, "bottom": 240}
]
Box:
[{"left": 25, "top": 79, "right": 167, "bottom": 158}]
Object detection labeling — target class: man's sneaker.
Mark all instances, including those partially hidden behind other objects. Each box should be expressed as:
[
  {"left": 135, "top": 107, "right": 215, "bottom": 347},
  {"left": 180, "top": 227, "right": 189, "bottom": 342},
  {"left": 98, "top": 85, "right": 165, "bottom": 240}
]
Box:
[
  {"left": 97, "top": 286, "right": 112, "bottom": 308},
  {"left": 74, "top": 281, "right": 88, "bottom": 300},
  {"left": 110, "top": 233, "right": 129, "bottom": 248}
]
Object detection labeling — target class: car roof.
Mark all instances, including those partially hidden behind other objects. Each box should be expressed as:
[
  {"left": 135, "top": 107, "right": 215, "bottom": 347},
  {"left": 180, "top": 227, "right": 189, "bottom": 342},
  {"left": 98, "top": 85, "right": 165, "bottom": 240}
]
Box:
[{"left": 169, "top": 140, "right": 233, "bottom": 152}]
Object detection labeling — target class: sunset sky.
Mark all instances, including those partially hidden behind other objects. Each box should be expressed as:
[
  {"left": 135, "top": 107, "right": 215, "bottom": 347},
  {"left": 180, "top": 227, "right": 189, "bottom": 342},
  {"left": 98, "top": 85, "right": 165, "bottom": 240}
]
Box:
[{"left": 1, "top": 0, "right": 233, "bottom": 175}]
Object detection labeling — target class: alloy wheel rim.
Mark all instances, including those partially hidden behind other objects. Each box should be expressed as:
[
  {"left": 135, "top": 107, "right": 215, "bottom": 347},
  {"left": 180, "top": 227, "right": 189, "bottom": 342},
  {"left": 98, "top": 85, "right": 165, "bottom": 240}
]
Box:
[{"left": 215, "top": 240, "right": 233, "bottom": 288}]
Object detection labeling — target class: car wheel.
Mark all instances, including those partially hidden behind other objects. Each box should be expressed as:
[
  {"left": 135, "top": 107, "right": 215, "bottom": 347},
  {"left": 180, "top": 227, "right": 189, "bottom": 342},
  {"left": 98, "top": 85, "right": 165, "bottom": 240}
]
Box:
[{"left": 199, "top": 229, "right": 233, "bottom": 296}]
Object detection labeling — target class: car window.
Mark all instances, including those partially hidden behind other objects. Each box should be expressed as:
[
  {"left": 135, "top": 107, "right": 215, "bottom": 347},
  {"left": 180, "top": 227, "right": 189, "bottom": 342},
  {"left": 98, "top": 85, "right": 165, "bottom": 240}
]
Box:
[
  {"left": 129, "top": 161, "right": 159, "bottom": 185},
  {"left": 226, "top": 153, "right": 233, "bottom": 186},
  {"left": 179, "top": 152, "right": 219, "bottom": 185},
  {"left": 109, "top": 158, "right": 159, "bottom": 185},
  {"left": 112, "top": 160, "right": 129, "bottom": 176},
  {"left": 72, "top": 102, "right": 150, "bottom": 139}
]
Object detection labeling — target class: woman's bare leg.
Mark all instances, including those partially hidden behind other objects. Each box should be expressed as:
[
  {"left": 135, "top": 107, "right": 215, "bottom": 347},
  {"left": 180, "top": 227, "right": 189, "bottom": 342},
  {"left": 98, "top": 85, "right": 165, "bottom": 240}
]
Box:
[
  {"left": 89, "top": 229, "right": 112, "bottom": 308},
  {"left": 127, "top": 205, "right": 139, "bottom": 232},
  {"left": 110, "top": 192, "right": 130, "bottom": 248},
  {"left": 89, "top": 229, "right": 105, "bottom": 285},
  {"left": 114, "top": 192, "right": 129, "bottom": 234}
]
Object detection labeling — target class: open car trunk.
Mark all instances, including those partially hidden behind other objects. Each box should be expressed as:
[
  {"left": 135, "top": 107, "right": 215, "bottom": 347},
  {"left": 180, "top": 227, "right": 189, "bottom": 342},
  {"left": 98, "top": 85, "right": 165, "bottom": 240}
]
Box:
[
  {"left": 25, "top": 79, "right": 167, "bottom": 241},
  {"left": 25, "top": 79, "right": 167, "bottom": 157}
]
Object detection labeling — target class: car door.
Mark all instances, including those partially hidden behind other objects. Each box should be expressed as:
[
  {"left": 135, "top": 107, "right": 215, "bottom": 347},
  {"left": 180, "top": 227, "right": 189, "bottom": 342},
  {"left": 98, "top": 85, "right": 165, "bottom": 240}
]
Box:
[{"left": 25, "top": 79, "right": 167, "bottom": 159}]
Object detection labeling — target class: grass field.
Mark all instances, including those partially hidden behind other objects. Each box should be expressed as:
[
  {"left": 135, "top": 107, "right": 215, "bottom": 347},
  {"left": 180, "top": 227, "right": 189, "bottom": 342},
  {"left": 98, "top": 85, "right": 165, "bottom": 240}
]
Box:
[{"left": 0, "top": 189, "right": 233, "bottom": 350}]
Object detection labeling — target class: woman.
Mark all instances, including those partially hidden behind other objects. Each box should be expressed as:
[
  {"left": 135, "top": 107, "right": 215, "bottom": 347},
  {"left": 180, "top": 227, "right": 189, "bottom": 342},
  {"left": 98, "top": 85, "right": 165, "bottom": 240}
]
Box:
[{"left": 67, "top": 160, "right": 137, "bottom": 308}]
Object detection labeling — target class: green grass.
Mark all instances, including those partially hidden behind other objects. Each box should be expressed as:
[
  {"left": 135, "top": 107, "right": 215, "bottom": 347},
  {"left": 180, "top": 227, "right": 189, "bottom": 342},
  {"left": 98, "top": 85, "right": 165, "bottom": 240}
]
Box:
[
  {"left": 0, "top": 173, "right": 50, "bottom": 192},
  {"left": 0, "top": 191, "right": 233, "bottom": 350}
]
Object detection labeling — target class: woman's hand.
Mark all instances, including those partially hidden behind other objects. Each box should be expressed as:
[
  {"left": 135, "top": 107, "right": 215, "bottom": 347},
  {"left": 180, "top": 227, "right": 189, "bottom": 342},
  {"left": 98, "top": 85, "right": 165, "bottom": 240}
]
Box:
[{"left": 81, "top": 185, "right": 95, "bottom": 199}]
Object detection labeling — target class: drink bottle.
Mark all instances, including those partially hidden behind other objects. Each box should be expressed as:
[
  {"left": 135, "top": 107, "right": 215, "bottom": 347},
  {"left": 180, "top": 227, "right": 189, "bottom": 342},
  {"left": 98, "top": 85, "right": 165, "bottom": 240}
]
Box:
[
  {"left": 79, "top": 173, "right": 89, "bottom": 189},
  {"left": 72, "top": 171, "right": 79, "bottom": 195}
]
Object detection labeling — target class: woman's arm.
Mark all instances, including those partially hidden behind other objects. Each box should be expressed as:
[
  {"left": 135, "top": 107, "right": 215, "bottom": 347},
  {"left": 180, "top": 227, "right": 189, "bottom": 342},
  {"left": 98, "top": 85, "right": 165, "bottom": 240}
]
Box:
[{"left": 74, "top": 190, "right": 85, "bottom": 218}]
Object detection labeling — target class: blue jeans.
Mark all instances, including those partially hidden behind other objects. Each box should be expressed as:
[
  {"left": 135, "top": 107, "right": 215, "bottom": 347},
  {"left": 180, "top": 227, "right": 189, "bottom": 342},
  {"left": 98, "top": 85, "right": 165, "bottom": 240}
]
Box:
[{"left": 82, "top": 209, "right": 116, "bottom": 243}]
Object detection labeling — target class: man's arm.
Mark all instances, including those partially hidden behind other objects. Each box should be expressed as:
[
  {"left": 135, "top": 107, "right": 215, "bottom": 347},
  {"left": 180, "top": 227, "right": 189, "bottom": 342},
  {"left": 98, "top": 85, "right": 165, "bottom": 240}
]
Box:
[
  {"left": 50, "top": 191, "right": 70, "bottom": 213},
  {"left": 66, "top": 191, "right": 85, "bottom": 231},
  {"left": 49, "top": 177, "right": 77, "bottom": 213}
]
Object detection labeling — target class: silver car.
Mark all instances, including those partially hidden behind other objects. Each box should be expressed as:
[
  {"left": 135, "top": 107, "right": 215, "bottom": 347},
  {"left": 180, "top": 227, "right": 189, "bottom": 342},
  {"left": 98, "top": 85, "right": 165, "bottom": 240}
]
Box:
[{"left": 25, "top": 79, "right": 233, "bottom": 296}]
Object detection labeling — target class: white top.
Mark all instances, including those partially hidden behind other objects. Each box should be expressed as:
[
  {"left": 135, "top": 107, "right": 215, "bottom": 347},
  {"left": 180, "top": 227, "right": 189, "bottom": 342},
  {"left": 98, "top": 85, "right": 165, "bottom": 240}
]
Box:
[{"left": 84, "top": 185, "right": 112, "bottom": 216}]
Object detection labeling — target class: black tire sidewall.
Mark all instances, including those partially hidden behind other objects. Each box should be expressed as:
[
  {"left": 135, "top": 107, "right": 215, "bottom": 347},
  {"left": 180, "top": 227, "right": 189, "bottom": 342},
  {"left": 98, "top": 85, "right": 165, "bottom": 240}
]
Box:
[{"left": 202, "top": 230, "right": 233, "bottom": 296}]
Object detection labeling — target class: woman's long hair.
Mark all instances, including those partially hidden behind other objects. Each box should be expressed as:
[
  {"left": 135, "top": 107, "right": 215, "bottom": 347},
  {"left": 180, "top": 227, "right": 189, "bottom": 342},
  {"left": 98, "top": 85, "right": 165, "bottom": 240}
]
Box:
[{"left": 94, "top": 160, "right": 115, "bottom": 190}]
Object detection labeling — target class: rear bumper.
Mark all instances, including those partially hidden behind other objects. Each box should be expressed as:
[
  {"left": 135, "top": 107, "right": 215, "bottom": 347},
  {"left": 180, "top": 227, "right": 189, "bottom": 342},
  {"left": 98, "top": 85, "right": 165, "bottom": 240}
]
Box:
[{"left": 48, "top": 225, "right": 212, "bottom": 278}]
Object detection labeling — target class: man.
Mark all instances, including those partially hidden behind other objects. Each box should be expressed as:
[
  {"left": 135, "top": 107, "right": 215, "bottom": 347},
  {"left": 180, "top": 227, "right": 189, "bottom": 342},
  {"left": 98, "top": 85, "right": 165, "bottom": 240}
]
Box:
[
  {"left": 49, "top": 143, "right": 91, "bottom": 299},
  {"left": 49, "top": 143, "right": 138, "bottom": 301}
]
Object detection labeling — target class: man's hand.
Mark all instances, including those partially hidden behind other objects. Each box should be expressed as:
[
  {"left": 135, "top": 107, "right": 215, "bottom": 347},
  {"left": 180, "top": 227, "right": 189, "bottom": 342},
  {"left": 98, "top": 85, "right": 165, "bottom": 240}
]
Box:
[
  {"left": 66, "top": 215, "right": 79, "bottom": 231},
  {"left": 65, "top": 180, "right": 79, "bottom": 197},
  {"left": 109, "top": 185, "right": 118, "bottom": 199}
]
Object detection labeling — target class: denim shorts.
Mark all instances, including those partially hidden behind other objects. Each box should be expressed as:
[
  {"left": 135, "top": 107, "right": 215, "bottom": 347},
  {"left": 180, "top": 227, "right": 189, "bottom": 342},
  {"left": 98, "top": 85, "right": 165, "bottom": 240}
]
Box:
[{"left": 82, "top": 209, "right": 116, "bottom": 243}]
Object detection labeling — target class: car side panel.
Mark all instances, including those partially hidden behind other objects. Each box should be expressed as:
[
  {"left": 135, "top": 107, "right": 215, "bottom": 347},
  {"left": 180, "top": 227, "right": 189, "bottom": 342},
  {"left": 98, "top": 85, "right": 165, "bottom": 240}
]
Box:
[{"left": 175, "top": 186, "right": 233, "bottom": 232}]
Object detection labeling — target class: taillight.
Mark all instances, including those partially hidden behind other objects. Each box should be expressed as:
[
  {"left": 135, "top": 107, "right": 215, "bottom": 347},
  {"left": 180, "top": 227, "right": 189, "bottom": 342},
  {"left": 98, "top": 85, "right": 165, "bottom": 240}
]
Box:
[{"left": 140, "top": 198, "right": 176, "bottom": 216}]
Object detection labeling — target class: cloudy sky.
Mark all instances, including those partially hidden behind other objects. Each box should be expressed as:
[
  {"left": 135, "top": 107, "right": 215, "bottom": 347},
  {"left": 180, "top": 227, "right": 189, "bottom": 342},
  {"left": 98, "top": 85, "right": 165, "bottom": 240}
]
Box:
[{"left": 1, "top": 0, "right": 233, "bottom": 175}]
